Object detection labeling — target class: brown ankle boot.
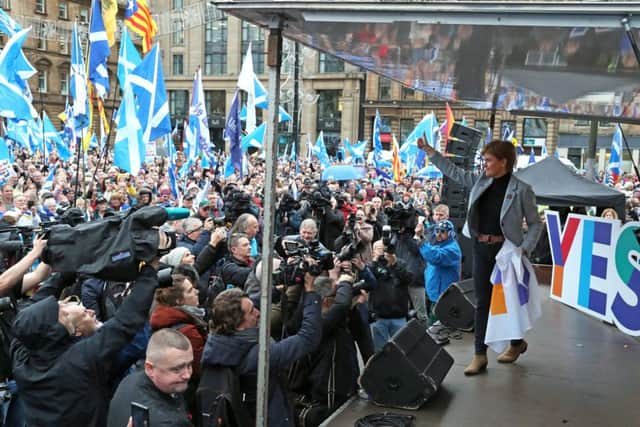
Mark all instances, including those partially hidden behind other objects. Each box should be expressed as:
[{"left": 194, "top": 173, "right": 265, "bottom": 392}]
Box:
[
  {"left": 497, "top": 340, "right": 528, "bottom": 364},
  {"left": 463, "top": 354, "right": 488, "bottom": 376}
]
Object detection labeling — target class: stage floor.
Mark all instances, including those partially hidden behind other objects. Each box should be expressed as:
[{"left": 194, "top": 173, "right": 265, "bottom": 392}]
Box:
[{"left": 323, "top": 292, "right": 640, "bottom": 427}]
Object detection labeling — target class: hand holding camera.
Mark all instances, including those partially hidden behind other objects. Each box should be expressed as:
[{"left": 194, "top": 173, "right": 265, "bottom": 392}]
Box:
[{"left": 209, "top": 227, "right": 227, "bottom": 247}]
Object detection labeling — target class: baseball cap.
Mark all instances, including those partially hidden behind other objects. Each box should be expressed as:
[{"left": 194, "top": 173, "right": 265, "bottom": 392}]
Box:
[
  {"left": 199, "top": 200, "right": 209, "bottom": 208},
  {"left": 183, "top": 194, "right": 195, "bottom": 201}
]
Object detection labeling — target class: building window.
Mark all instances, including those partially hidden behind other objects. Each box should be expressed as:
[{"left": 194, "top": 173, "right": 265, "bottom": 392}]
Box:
[
  {"left": 38, "top": 71, "right": 48, "bottom": 93},
  {"left": 37, "top": 34, "right": 47, "bottom": 51},
  {"left": 401, "top": 86, "right": 415, "bottom": 100},
  {"left": 172, "top": 19, "right": 184, "bottom": 45},
  {"left": 400, "top": 119, "right": 414, "bottom": 144},
  {"left": 522, "top": 118, "right": 547, "bottom": 147},
  {"left": 79, "top": 9, "right": 89, "bottom": 24},
  {"left": 172, "top": 54, "right": 184, "bottom": 75},
  {"left": 316, "top": 90, "right": 342, "bottom": 134},
  {"left": 241, "top": 22, "right": 264, "bottom": 74},
  {"left": 35, "top": 0, "right": 45, "bottom": 14},
  {"left": 204, "top": 17, "right": 227, "bottom": 75},
  {"left": 378, "top": 77, "right": 392, "bottom": 100},
  {"left": 474, "top": 120, "right": 491, "bottom": 142},
  {"left": 1, "top": 0, "right": 11, "bottom": 10},
  {"left": 59, "top": 34, "right": 68, "bottom": 54},
  {"left": 500, "top": 120, "right": 516, "bottom": 140},
  {"left": 205, "top": 90, "right": 225, "bottom": 117},
  {"left": 172, "top": 0, "right": 183, "bottom": 10},
  {"left": 319, "top": 53, "right": 344, "bottom": 73},
  {"left": 58, "top": 2, "right": 68, "bottom": 19},
  {"left": 60, "top": 71, "right": 69, "bottom": 96},
  {"left": 169, "top": 90, "right": 188, "bottom": 121}
]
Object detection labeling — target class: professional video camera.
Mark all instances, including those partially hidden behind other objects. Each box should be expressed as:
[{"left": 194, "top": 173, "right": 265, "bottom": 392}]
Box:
[
  {"left": 281, "top": 239, "right": 334, "bottom": 277},
  {"left": 278, "top": 192, "right": 301, "bottom": 213},
  {"left": 42, "top": 206, "right": 188, "bottom": 282},
  {"left": 385, "top": 200, "right": 417, "bottom": 232},
  {"left": 308, "top": 185, "right": 333, "bottom": 213},
  {"left": 223, "top": 189, "right": 258, "bottom": 223},
  {"left": 381, "top": 225, "right": 395, "bottom": 254}
]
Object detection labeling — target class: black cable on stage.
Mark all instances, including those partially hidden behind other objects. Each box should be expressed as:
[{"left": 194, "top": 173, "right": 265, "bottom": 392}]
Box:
[{"left": 354, "top": 412, "right": 416, "bottom": 427}]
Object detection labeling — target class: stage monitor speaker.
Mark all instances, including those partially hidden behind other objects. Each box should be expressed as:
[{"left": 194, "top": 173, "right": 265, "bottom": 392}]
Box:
[
  {"left": 434, "top": 279, "right": 476, "bottom": 331},
  {"left": 441, "top": 181, "right": 468, "bottom": 206},
  {"left": 359, "top": 319, "right": 453, "bottom": 410}
]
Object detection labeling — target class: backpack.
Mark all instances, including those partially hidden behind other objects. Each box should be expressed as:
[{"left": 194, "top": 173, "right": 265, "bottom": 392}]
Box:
[{"left": 196, "top": 365, "right": 254, "bottom": 427}]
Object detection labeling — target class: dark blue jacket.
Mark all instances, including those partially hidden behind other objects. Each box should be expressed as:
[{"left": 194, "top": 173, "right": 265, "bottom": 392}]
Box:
[
  {"left": 419, "top": 237, "right": 462, "bottom": 302},
  {"left": 201, "top": 292, "right": 322, "bottom": 427}
]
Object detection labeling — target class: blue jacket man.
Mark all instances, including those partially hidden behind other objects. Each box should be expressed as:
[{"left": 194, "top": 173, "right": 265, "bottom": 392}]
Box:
[{"left": 419, "top": 220, "right": 462, "bottom": 304}]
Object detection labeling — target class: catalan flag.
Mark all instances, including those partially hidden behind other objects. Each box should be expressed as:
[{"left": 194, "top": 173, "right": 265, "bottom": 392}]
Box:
[
  {"left": 442, "top": 102, "right": 455, "bottom": 151},
  {"left": 124, "top": 0, "right": 157, "bottom": 53},
  {"left": 392, "top": 134, "right": 402, "bottom": 183}
]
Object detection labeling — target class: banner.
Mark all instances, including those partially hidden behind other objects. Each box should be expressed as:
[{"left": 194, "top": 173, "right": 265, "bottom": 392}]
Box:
[{"left": 546, "top": 211, "right": 640, "bottom": 336}]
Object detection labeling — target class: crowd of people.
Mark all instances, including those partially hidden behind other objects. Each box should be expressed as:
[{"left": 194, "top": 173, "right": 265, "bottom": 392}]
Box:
[
  {"left": 0, "top": 144, "right": 469, "bottom": 427},
  {"left": 0, "top": 137, "right": 636, "bottom": 426}
]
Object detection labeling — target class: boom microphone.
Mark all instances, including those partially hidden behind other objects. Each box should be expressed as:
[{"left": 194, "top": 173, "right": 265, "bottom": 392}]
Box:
[{"left": 165, "top": 208, "right": 191, "bottom": 221}]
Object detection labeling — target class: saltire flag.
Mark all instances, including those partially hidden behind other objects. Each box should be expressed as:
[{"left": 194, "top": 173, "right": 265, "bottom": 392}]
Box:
[
  {"left": 102, "top": 0, "right": 118, "bottom": 47},
  {"left": 315, "top": 131, "right": 331, "bottom": 169},
  {"left": 42, "top": 165, "right": 56, "bottom": 190},
  {"left": 541, "top": 142, "right": 548, "bottom": 158},
  {"left": 373, "top": 109, "right": 383, "bottom": 164},
  {"left": 42, "top": 111, "right": 71, "bottom": 161},
  {"left": 344, "top": 138, "right": 366, "bottom": 162},
  {"left": 392, "top": 135, "right": 402, "bottom": 182},
  {"left": 237, "top": 43, "right": 256, "bottom": 133},
  {"left": 0, "top": 27, "right": 35, "bottom": 100},
  {"left": 88, "top": 0, "right": 110, "bottom": 98},
  {"left": 5, "top": 119, "right": 31, "bottom": 152},
  {"left": 128, "top": 44, "right": 172, "bottom": 143},
  {"left": 188, "top": 68, "right": 213, "bottom": 167},
  {"left": 0, "top": 137, "right": 10, "bottom": 162},
  {"left": 114, "top": 85, "right": 144, "bottom": 175},
  {"left": 125, "top": 0, "right": 157, "bottom": 53},
  {"left": 70, "top": 22, "right": 89, "bottom": 126},
  {"left": 0, "top": 8, "right": 21, "bottom": 36},
  {"left": 168, "top": 163, "right": 180, "bottom": 200},
  {"left": 117, "top": 27, "right": 141, "bottom": 92},
  {"left": 254, "top": 75, "right": 268, "bottom": 109},
  {"left": 0, "top": 28, "right": 37, "bottom": 120},
  {"left": 528, "top": 147, "right": 536, "bottom": 165},
  {"left": 224, "top": 89, "right": 243, "bottom": 176},
  {"left": 607, "top": 126, "right": 622, "bottom": 186},
  {"left": 241, "top": 122, "right": 266, "bottom": 152},
  {"left": 223, "top": 157, "right": 235, "bottom": 178},
  {"left": 240, "top": 103, "right": 291, "bottom": 123}
]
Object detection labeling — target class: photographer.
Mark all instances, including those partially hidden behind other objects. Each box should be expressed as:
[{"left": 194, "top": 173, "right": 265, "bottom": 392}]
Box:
[
  {"left": 0, "top": 237, "right": 51, "bottom": 299},
  {"left": 10, "top": 234, "right": 168, "bottom": 427},
  {"left": 368, "top": 240, "right": 414, "bottom": 352},
  {"left": 275, "top": 192, "right": 303, "bottom": 238},
  {"left": 201, "top": 271, "right": 322, "bottom": 427}
]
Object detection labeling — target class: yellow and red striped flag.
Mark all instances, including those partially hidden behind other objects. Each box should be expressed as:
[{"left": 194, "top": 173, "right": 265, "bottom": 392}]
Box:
[
  {"left": 125, "top": 0, "right": 158, "bottom": 53},
  {"left": 392, "top": 135, "right": 403, "bottom": 183},
  {"left": 442, "top": 102, "right": 455, "bottom": 151}
]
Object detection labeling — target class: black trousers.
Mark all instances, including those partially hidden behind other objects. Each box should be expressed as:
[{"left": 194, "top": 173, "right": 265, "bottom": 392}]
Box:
[{"left": 472, "top": 240, "right": 522, "bottom": 355}]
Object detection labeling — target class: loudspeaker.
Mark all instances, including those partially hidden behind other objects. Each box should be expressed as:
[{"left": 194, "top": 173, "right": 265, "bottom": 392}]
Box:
[
  {"left": 441, "top": 181, "right": 467, "bottom": 206},
  {"left": 359, "top": 319, "right": 454, "bottom": 410},
  {"left": 450, "top": 123, "right": 482, "bottom": 152},
  {"left": 434, "top": 279, "right": 476, "bottom": 331}
]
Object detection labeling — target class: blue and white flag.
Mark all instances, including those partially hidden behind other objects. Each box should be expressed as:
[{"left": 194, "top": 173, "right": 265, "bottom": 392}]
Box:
[
  {"left": 541, "top": 141, "right": 548, "bottom": 158},
  {"left": 188, "top": 68, "right": 213, "bottom": 167},
  {"left": 344, "top": 138, "right": 366, "bottom": 162},
  {"left": 528, "top": 147, "right": 536, "bottom": 165},
  {"left": 42, "top": 165, "right": 56, "bottom": 190},
  {"left": 128, "top": 44, "right": 172, "bottom": 143},
  {"left": 0, "top": 28, "right": 37, "bottom": 120},
  {"left": 117, "top": 27, "right": 141, "bottom": 91},
  {"left": 114, "top": 85, "right": 144, "bottom": 174},
  {"left": 42, "top": 111, "right": 71, "bottom": 161},
  {"left": 224, "top": 89, "right": 242, "bottom": 175},
  {"left": 315, "top": 131, "right": 331, "bottom": 169},
  {"left": 607, "top": 126, "right": 623, "bottom": 185},
  {"left": 241, "top": 122, "right": 266, "bottom": 152},
  {"left": 0, "top": 8, "right": 21, "bottom": 36},
  {"left": 0, "top": 137, "right": 10, "bottom": 162},
  {"left": 5, "top": 119, "right": 31, "bottom": 152},
  {"left": 70, "top": 22, "right": 89, "bottom": 124},
  {"left": 88, "top": 0, "right": 110, "bottom": 98},
  {"left": 237, "top": 43, "right": 256, "bottom": 132},
  {"left": 168, "top": 163, "right": 180, "bottom": 200},
  {"left": 373, "top": 109, "right": 383, "bottom": 165},
  {"left": 254, "top": 75, "right": 268, "bottom": 109}
]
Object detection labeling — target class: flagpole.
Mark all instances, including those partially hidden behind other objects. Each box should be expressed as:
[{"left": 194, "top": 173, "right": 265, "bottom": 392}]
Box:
[
  {"left": 74, "top": 128, "right": 83, "bottom": 207},
  {"left": 87, "top": 77, "right": 120, "bottom": 195}
]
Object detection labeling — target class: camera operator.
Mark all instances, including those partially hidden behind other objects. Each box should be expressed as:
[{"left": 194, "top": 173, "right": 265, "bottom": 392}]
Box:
[
  {"left": 386, "top": 201, "right": 429, "bottom": 324},
  {"left": 275, "top": 192, "right": 303, "bottom": 238},
  {"left": 299, "top": 185, "right": 344, "bottom": 252},
  {"left": 288, "top": 265, "right": 360, "bottom": 426},
  {"left": 9, "top": 233, "right": 168, "bottom": 427},
  {"left": 201, "top": 271, "right": 322, "bottom": 427},
  {"left": 0, "top": 237, "right": 51, "bottom": 298},
  {"left": 368, "top": 239, "right": 414, "bottom": 352}
]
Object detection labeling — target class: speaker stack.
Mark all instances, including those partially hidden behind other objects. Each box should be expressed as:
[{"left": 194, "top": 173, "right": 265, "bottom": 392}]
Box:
[
  {"left": 359, "top": 319, "right": 454, "bottom": 410},
  {"left": 441, "top": 123, "right": 482, "bottom": 279},
  {"left": 434, "top": 278, "right": 476, "bottom": 331}
]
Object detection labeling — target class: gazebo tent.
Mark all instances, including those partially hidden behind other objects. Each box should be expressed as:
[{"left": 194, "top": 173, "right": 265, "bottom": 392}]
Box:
[{"left": 515, "top": 156, "right": 626, "bottom": 218}]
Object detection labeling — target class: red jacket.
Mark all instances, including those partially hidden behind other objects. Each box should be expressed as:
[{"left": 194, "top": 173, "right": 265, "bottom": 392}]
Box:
[{"left": 149, "top": 304, "right": 207, "bottom": 375}]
